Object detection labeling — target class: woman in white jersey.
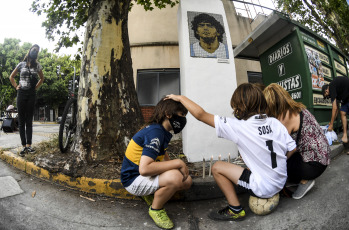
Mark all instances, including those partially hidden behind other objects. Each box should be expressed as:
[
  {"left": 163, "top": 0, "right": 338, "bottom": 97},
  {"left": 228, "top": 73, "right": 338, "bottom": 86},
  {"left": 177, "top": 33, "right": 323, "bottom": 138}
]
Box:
[{"left": 166, "top": 83, "right": 296, "bottom": 221}]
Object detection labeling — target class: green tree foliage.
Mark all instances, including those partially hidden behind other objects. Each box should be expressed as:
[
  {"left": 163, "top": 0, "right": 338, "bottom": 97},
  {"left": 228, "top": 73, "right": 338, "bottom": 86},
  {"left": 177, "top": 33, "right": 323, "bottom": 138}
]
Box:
[
  {"left": 31, "top": 0, "right": 179, "bottom": 54},
  {"left": 36, "top": 51, "right": 80, "bottom": 113},
  {"left": 0, "top": 39, "right": 32, "bottom": 111},
  {"left": 275, "top": 0, "right": 349, "bottom": 57},
  {"left": 0, "top": 38, "right": 80, "bottom": 115}
]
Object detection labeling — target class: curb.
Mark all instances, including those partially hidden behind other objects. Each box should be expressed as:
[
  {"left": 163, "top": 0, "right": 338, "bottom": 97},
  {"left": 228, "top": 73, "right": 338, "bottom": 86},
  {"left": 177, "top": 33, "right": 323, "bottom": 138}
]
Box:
[
  {"left": 0, "top": 150, "right": 225, "bottom": 201},
  {"left": 0, "top": 150, "right": 136, "bottom": 200},
  {"left": 1, "top": 143, "right": 344, "bottom": 201}
]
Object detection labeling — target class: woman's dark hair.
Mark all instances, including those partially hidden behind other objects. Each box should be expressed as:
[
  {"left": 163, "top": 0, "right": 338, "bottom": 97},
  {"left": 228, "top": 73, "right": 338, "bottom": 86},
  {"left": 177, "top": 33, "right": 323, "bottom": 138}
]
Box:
[
  {"left": 149, "top": 97, "right": 188, "bottom": 124},
  {"left": 230, "top": 83, "right": 267, "bottom": 120},
  {"left": 23, "top": 44, "right": 40, "bottom": 68},
  {"left": 191, "top": 13, "right": 225, "bottom": 42}
]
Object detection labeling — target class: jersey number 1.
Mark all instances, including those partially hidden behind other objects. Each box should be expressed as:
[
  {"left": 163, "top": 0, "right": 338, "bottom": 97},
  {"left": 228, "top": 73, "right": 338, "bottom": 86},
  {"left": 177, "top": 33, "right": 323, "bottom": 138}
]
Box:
[{"left": 266, "top": 140, "right": 277, "bottom": 169}]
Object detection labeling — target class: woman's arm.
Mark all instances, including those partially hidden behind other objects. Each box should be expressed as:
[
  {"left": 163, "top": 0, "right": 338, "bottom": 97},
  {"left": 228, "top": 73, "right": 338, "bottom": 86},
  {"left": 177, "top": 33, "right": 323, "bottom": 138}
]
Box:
[
  {"left": 286, "top": 148, "right": 297, "bottom": 159},
  {"left": 166, "top": 94, "right": 215, "bottom": 127},
  {"left": 35, "top": 69, "right": 44, "bottom": 90},
  {"left": 9, "top": 68, "right": 20, "bottom": 90}
]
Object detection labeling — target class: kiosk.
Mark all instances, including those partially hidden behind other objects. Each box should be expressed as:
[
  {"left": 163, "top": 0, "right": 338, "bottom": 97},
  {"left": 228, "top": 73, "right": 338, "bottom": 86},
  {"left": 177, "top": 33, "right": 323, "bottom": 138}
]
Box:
[{"left": 234, "top": 11, "right": 348, "bottom": 126}]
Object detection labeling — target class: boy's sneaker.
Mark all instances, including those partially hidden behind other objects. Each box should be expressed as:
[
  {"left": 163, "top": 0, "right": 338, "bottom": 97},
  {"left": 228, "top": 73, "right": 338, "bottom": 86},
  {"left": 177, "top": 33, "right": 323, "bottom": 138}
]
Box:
[
  {"left": 208, "top": 206, "right": 246, "bottom": 221},
  {"left": 292, "top": 180, "right": 315, "bottom": 199},
  {"left": 140, "top": 194, "right": 154, "bottom": 206},
  {"left": 19, "top": 147, "right": 27, "bottom": 157},
  {"left": 148, "top": 207, "right": 174, "bottom": 229},
  {"left": 26, "top": 146, "right": 35, "bottom": 153}
]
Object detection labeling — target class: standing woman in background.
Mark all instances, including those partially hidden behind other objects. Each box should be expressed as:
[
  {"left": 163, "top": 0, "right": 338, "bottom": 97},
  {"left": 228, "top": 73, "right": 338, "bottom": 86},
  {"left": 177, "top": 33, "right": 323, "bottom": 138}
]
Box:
[{"left": 9, "top": 44, "right": 44, "bottom": 156}]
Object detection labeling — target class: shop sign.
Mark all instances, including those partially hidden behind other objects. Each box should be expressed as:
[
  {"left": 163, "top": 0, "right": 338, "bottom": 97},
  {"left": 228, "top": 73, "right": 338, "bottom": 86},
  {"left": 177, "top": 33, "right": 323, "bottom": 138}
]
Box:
[
  {"left": 277, "top": 74, "right": 302, "bottom": 91},
  {"left": 334, "top": 60, "right": 347, "bottom": 74},
  {"left": 290, "top": 91, "right": 302, "bottom": 100},
  {"left": 313, "top": 93, "right": 332, "bottom": 106},
  {"left": 322, "top": 65, "right": 332, "bottom": 79},
  {"left": 268, "top": 42, "right": 292, "bottom": 65}
]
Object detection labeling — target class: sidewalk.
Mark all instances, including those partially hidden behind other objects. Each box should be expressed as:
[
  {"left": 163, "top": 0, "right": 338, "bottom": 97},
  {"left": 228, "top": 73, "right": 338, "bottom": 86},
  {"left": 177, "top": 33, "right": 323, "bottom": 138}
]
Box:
[{"left": 0, "top": 124, "right": 345, "bottom": 201}]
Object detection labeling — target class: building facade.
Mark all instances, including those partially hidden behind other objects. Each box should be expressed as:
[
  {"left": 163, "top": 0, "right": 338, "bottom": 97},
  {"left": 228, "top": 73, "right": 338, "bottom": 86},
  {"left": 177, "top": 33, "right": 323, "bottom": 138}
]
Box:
[{"left": 128, "top": 0, "right": 265, "bottom": 121}]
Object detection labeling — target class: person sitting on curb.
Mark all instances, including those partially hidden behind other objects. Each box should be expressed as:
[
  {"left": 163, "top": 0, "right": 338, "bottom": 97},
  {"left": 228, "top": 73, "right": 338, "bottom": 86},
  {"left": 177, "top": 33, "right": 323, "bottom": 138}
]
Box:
[
  {"left": 322, "top": 76, "right": 349, "bottom": 150},
  {"left": 166, "top": 83, "right": 296, "bottom": 221},
  {"left": 264, "top": 83, "right": 330, "bottom": 199},
  {"left": 120, "top": 98, "right": 192, "bottom": 229}
]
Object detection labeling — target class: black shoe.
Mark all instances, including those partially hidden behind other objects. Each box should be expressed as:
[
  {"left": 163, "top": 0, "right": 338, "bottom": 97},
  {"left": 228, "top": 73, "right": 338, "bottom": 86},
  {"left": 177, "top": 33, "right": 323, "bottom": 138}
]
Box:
[
  {"left": 208, "top": 206, "right": 246, "bottom": 221},
  {"left": 26, "top": 146, "right": 35, "bottom": 153},
  {"left": 19, "top": 147, "right": 27, "bottom": 157}
]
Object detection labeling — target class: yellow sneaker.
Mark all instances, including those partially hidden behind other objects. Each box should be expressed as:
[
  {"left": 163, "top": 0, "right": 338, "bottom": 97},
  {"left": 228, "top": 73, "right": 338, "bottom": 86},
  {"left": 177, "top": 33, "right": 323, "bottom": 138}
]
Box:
[
  {"left": 140, "top": 194, "right": 154, "bottom": 206},
  {"left": 148, "top": 207, "right": 174, "bottom": 229},
  {"left": 208, "top": 206, "right": 246, "bottom": 221}
]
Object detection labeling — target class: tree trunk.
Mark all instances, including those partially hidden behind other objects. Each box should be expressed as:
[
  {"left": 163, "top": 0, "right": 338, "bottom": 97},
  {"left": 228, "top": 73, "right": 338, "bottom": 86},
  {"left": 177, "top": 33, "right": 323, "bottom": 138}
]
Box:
[{"left": 73, "top": 0, "right": 144, "bottom": 163}]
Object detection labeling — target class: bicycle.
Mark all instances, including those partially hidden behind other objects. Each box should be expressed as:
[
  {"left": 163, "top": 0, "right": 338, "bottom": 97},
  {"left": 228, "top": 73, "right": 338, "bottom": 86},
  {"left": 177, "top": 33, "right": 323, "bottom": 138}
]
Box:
[{"left": 58, "top": 72, "right": 78, "bottom": 153}]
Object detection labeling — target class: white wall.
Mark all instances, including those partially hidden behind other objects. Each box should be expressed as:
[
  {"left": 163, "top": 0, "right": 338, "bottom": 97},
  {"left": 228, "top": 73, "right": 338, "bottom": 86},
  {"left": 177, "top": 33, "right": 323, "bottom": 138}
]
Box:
[{"left": 177, "top": 0, "right": 238, "bottom": 162}]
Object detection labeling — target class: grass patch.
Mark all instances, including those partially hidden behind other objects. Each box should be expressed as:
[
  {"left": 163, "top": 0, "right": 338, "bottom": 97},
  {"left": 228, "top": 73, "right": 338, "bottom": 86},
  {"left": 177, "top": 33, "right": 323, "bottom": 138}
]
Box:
[{"left": 25, "top": 134, "right": 60, "bottom": 162}]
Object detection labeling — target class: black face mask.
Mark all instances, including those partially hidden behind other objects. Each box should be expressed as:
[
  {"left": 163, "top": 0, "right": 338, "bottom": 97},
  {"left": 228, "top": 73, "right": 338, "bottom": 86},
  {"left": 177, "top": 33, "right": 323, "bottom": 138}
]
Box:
[
  {"left": 29, "top": 49, "right": 38, "bottom": 59},
  {"left": 169, "top": 114, "right": 187, "bottom": 134}
]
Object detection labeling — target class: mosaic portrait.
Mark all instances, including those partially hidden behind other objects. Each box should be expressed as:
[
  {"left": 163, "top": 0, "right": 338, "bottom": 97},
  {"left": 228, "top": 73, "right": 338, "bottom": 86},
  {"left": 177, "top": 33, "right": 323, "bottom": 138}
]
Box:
[{"left": 187, "top": 11, "right": 229, "bottom": 59}]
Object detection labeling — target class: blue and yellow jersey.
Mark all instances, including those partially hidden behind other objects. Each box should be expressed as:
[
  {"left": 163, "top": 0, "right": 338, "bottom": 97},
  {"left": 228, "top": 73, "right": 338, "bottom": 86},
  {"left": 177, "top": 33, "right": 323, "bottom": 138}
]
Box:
[{"left": 121, "top": 123, "right": 172, "bottom": 187}]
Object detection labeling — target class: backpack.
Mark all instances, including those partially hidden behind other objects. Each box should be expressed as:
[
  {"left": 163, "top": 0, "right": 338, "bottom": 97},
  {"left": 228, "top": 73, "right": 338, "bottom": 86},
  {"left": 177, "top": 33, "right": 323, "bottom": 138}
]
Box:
[{"left": 1, "top": 118, "right": 15, "bottom": 133}]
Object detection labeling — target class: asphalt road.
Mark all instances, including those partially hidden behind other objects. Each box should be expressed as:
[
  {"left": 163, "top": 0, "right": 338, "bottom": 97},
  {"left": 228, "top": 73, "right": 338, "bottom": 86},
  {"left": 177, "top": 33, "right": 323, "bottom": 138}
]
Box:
[
  {"left": 0, "top": 122, "right": 59, "bottom": 151},
  {"left": 1, "top": 123, "right": 348, "bottom": 229},
  {"left": 0, "top": 150, "right": 348, "bottom": 229}
]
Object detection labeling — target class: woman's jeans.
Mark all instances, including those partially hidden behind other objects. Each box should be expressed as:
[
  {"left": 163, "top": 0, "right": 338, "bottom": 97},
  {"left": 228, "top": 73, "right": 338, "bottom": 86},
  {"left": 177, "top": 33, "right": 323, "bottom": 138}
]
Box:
[{"left": 17, "top": 92, "right": 35, "bottom": 146}]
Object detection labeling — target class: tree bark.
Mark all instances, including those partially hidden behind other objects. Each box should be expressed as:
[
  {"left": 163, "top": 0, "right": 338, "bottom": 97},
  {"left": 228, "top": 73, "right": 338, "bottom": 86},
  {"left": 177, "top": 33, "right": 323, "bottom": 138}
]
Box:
[{"left": 73, "top": 0, "right": 144, "bottom": 163}]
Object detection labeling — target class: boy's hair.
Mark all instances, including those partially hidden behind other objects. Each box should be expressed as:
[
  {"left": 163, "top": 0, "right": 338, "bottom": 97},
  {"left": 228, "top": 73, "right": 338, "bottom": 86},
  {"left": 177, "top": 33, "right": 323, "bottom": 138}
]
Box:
[
  {"left": 253, "top": 82, "right": 266, "bottom": 91},
  {"left": 149, "top": 97, "right": 188, "bottom": 124},
  {"left": 263, "top": 83, "right": 306, "bottom": 120},
  {"left": 230, "top": 83, "right": 267, "bottom": 120}
]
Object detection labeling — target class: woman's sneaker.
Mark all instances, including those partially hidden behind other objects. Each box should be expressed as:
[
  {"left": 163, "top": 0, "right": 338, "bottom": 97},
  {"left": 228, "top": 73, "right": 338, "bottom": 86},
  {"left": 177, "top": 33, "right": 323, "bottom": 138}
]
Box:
[
  {"left": 148, "top": 207, "right": 174, "bottom": 229},
  {"left": 208, "top": 206, "right": 246, "bottom": 221},
  {"left": 19, "top": 147, "right": 27, "bottom": 157},
  {"left": 292, "top": 180, "right": 315, "bottom": 199},
  {"left": 26, "top": 147, "right": 35, "bottom": 153}
]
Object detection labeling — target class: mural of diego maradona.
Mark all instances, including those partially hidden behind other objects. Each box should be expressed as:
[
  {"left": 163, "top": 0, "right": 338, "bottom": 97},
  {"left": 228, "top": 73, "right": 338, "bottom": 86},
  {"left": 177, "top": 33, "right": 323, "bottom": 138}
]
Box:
[{"left": 188, "top": 12, "right": 229, "bottom": 59}]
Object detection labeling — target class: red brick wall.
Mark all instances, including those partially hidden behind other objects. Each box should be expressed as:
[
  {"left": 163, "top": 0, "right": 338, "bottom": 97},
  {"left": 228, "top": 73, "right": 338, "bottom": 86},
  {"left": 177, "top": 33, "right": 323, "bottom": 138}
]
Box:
[{"left": 141, "top": 106, "right": 155, "bottom": 123}]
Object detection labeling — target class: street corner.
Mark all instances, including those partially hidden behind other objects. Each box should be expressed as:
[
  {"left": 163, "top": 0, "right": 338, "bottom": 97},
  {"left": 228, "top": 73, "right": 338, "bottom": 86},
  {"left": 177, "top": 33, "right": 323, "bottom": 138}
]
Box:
[
  {"left": 0, "top": 149, "right": 140, "bottom": 200},
  {"left": 0, "top": 150, "right": 19, "bottom": 166}
]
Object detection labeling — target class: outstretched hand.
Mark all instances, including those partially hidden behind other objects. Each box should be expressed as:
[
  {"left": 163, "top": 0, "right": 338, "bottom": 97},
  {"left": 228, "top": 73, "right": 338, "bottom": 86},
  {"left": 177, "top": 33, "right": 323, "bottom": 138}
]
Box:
[{"left": 165, "top": 94, "right": 181, "bottom": 102}]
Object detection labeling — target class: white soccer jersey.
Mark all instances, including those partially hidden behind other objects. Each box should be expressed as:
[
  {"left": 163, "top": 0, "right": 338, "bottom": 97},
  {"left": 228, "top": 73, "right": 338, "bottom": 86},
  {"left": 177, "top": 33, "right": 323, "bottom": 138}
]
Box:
[{"left": 214, "top": 114, "right": 296, "bottom": 198}]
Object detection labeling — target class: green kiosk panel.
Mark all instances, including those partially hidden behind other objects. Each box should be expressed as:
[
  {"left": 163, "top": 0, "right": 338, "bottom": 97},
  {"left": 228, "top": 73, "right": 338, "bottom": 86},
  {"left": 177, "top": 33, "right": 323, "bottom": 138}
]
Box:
[{"left": 234, "top": 11, "right": 348, "bottom": 126}]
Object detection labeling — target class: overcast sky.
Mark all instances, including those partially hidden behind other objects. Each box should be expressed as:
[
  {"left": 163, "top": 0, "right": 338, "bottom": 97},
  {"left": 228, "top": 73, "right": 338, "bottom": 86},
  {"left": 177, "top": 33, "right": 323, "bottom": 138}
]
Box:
[
  {"left": 0, "top": 0, "right": 276, "bottom": 56},
  {"left": 0, "top": 0, "right": 80, "bottom": 56}
]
